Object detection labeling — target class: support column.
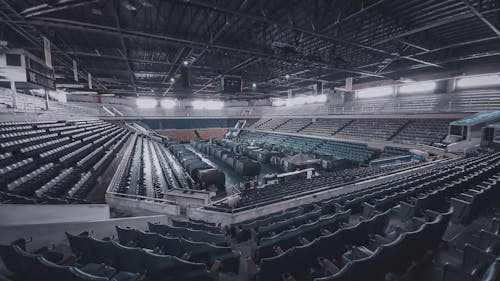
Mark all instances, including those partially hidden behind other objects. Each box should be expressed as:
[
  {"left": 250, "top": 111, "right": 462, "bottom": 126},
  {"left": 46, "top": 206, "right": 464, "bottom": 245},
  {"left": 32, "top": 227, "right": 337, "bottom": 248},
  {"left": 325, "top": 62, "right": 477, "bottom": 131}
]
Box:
[
  {"left": 446, "top": 78, "right": 456, "bottom": 112},
  {"left": 10, "top": 80, "right": 17, "bottom": 109},
  {"left": 44, "top": 89, "right": 50, "bottom": 110},
  {"left": 446, "top": 78, "right": 456, "bottom": 93},
  {"left": 287, "top": 89, "right": 292, "bottom": 99}
]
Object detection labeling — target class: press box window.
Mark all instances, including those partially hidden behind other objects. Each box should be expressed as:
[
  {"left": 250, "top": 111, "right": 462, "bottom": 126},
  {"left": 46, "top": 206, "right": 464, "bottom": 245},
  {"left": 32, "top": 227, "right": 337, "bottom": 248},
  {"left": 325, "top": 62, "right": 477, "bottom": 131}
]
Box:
[{"left": 6, "top": 54, "right": 22, "bottom": 66}]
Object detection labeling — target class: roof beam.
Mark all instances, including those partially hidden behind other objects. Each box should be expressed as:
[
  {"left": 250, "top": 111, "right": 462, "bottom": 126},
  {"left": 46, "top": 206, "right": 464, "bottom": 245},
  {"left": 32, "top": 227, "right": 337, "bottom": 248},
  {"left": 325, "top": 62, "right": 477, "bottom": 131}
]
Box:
[
  {"left": 113, "top": 0, "right": 137, "bottom": 94},
  {"left": 373, "top": 7, "right": 500, "bottom": 45},
  {"left": 0, "top": 0, "right": 107, "bottom": 90},
  {"left": 21, "top": 0, "right": 101, "bottom": 18},
  {"left": 461, "top": 0, "right": 500, "bottom": 37},
  {"left": 162, "top": 47, "right": 192, "bottom": 96},
  {"left": 26, "top": 17, "right": 386, "bottom": 78},
  {"left": 168, "top": 0, "right": 439, "bottom": 67}
]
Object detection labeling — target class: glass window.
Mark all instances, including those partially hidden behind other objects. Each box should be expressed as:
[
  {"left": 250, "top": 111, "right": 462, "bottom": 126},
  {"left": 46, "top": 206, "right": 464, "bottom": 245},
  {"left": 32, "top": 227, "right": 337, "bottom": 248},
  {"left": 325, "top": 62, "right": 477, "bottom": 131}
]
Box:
[{"left": 6, "top": 54, "right": 21, "bottom": 66}]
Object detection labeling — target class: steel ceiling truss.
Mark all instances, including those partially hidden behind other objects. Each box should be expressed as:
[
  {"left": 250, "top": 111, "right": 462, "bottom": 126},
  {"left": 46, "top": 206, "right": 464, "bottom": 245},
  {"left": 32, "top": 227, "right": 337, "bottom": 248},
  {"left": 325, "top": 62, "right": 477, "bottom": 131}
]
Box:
[{"left": 2, "top": 0, "right": 500, "bottom": 98}]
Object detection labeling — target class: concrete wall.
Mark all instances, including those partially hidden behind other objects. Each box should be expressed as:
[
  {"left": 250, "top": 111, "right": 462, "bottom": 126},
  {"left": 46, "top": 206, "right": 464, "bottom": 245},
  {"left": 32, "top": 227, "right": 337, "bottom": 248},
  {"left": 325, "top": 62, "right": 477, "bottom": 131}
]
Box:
[
  {"left": 0, "top": 204, "right": 110, "bottom": 226},
  {"left": 0, "top": 215, "right": 169, "bottom": 250},
  {"left": 105, "top": 195, "right": 181, "bottom": 217}
]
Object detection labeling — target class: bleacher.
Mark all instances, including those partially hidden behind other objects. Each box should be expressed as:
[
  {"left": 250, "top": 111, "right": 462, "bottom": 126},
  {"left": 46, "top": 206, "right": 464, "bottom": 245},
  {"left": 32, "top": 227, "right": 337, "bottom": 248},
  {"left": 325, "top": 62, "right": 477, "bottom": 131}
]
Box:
[
  {"left": 235, "top": 131, "right": 378, "bottom": 164},
  {"left": 5, "top": 152, "right": 493, "bottom": 281},
  {"left": 391, "top": 119, "right": 451, "bottom": 145},
  {"left": 207, "top": 160, "right": 421, "bottom": 212},
  {"left": 314, "top": 140, "right": 377, "bottom": 163},
  {"left": 0, "top": 88, "right": 99, "bottom": 116},
  {"left": 253, "top": 119, "right": 288, "bottom": 131},
  {"left": 0, "top": 218, "right": 237, "bottom": 281},
  {"left": 276, "top": 119, "right": 312, "bottom": 133},
  {"left": 246, "top": 117, "right": 454, "bottom": 146},
  {"left": 115, "top": 135, "right": 190, "bottom": 197},
  {"left": 301, "top": 119, "right": 352, "bottom": 136},
  {"left": 240, "top": 151, "right": 500, "bottom": 281},
  {"left": 450, "top": 90, "right": 500, "bottom": 112},
  {"left": 334, "top": 118, "right": 408, "bottom": 141},
  {"left": 0, "top": 120, "right": 129, "bottom": 204},
  {"left": 381, "top": 94, "right": 441, "bottom": 113}
]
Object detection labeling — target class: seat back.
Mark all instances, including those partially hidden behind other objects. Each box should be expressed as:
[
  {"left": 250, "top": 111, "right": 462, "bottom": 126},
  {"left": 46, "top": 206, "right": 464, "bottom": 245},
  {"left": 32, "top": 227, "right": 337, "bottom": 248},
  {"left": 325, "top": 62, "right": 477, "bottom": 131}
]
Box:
[
  {"left": 462, "top": 243, "right": 496, "bottom": 277},
  {"left": 66, "top": 232, "right": 93, "bottom": 263},
  {"left": 116, "top": 226, "right": 138, "bottom": 245}
]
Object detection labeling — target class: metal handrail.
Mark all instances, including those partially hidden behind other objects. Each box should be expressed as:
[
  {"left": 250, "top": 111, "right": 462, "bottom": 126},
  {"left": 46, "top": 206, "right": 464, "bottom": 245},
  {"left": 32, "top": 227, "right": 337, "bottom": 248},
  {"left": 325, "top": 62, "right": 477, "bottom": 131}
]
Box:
[{"left": 106, "top": 191, "right": 178, "bottom": 204}]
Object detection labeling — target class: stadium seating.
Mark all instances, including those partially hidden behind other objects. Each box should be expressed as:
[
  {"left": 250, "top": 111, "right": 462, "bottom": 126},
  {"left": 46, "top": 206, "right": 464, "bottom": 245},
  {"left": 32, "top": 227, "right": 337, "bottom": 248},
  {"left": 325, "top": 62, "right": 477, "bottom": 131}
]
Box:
[
  {"left": 244, "top": 118, "right": 453, "bottom": 146},
  {"left": 301, "top": 119, "right": 352, "bottom": 136},
  {"left": 207, "top": 160, "right": 421, "bottom": 212},
  {"left": 237, "top": 151, "right": 500, "bottom": 281},
  {"left": 334, "top": 119, "right": 408, "bottom": 141},
  {"left": 276, "top": 119, "right": 313, "bottom": 133},
  {"left": 391, "top": 119, "right": 451, "bottom": 145},
  {"left": 0, "top": 120, "right": 130, "bottom": 204}
]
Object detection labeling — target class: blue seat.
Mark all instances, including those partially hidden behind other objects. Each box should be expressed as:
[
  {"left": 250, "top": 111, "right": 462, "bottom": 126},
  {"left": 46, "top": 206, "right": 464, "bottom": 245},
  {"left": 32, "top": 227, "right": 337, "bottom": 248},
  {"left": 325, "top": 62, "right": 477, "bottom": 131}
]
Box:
[
  {"left": 462, "top": 243, "right": 496, "bottom": 278},
  {"left": 259, "top": 248, "right": 296, "bottom": 281},
  {"left": 115, "top": 226, "right": 138, "bottom": 246},
  {"left": 477, "top": 230, "right": 500, "bottom": 255},
  {"left": 66, "top": 231, "right": 93, "bottom": 263}
]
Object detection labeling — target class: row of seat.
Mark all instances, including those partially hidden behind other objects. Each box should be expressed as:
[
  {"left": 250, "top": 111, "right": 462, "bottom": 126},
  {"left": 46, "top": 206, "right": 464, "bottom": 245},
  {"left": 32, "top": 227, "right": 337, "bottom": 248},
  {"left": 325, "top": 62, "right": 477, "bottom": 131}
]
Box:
[
  {"left": 172, "top": 219, "right": 221, "bottom": 233},
  {"left": 0, "top": 120, "right": 131, "bottom": 203},
  {"left": 65, "top": 232, "right": 214, "bottom": 281},
  {"left": 243, "top": 152, "right": 500, "bottom": 280},
  {"left": 209, "top": 160, "right": 420, "bottom": 211},
  {"left": 114, "top": 227, "right": 239, "bottom": 273},
  {"left": 451, "top": 174, "right": 500, "bottom": 224},
  {"left": 254, "top": 154, "right": 490, "bottom": 261},
  {"left": 148, "top": 222, "right": 226, "bottom": 245},
  {"left": 246, "top": 117, "right": 452, "bottom": 146},
  {"left": 0, "top": 238, "right": 138, "bottom": 281}
]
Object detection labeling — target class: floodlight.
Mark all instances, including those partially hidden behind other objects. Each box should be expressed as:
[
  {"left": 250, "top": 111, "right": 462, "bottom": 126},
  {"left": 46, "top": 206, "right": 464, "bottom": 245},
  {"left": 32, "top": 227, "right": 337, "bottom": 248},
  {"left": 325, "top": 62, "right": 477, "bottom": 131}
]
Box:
[
  {"left": 136, "top": 98, "right": 157, "bottom": 108},
  {"left": 192, "top": 100, "right": 224, "bottom": 110},
  {"left": 357, "top": 86, "right": 393, "bottom": 98},
  {"left": 161, "top": 99, "right": 177, "bottom": 109},
  {"left": 456, "top": 74, "right": 500, "bottom": 88},
  {"left": 399, "top": 81, "right": 437, "bottom": 94}
]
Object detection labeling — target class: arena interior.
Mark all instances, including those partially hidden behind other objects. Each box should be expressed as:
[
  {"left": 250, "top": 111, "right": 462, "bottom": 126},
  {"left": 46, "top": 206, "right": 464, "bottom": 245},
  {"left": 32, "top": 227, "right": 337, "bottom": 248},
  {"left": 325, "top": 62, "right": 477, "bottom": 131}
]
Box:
[{"left": 1, "top": 0, "right": 500, "bottom": 280}]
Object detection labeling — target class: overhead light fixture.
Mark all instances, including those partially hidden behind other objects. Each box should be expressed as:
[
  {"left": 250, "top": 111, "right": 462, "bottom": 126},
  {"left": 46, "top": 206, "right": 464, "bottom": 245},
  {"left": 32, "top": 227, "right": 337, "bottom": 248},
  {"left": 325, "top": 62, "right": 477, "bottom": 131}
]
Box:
[
  {"left": 399, "top": 81, "right": 437, "bottom": 94},
  {"left": 136, "top": 98, "right": 157, "bottom": 108},
  {"left": 91, "top": 8, "right": 103, "bottom": 16},
  {"left": 192, "top": 100, "right": 224, "bottom": 110},
  {"left": 311, "top": 94, "right": 327, "bottom": 103},
  {"left": 252, "top": 82, "right": 257, "bottom": 88},
  {"left": 161, "top": 99, "right": 177, "bottom": 109},
  {"left": 456, "top": 74, "right": 500, "bottom": 88},
  {"left": 139, "top": 0, "right": 153, "bottom": 7},
  {"left": 399, "top": 77, "right": 415, "bottom": 83},
  {"left": 285, "top": 74, "right": 290, "bottom": 79},
  {"left": 272, "top": 94, "right": 327, "bottom": 107},
  {"left": 122, "top": 0, "right": 136, "bottom": 11},
  {"left": 357, "top": 86, "right": 393, "bottom": 98},
  {"left": 272, "top": 99, "right": 287, "bottom": 107},
  {"left": 170, "top": 77, "right": 175, "bottom": 83},
  {"left": 182, "top": 60, "right": 189, "bottom": 66}
]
